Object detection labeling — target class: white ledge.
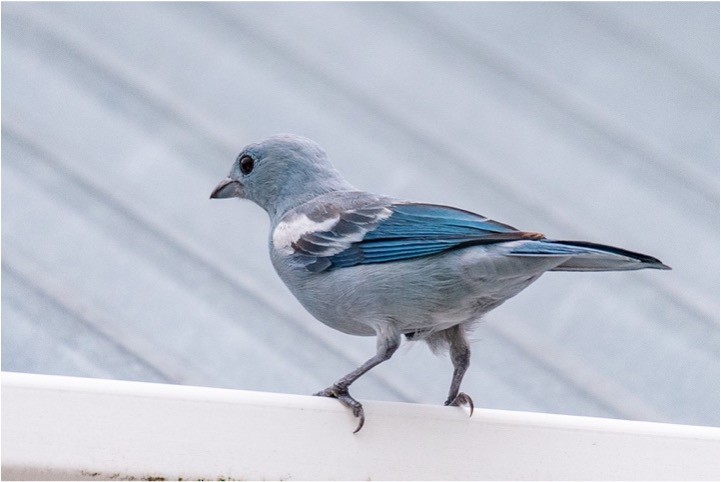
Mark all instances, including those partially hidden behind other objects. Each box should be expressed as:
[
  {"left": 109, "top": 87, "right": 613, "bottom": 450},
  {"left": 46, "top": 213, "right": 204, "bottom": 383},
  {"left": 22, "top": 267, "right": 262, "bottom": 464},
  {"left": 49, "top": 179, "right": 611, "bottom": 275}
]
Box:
[{"left": 1, "top": 372, "right": 718, "bottom": 481}]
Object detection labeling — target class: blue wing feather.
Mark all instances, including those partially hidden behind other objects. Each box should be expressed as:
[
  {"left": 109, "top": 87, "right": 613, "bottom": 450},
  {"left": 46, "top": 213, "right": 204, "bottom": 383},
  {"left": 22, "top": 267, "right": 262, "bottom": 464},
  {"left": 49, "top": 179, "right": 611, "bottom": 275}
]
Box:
[
  {"left": 292, "top": 202, "right": 541, "bottom": 271},
  {"left": 363, "top": 204, "right": 516, "bottom": 240}
]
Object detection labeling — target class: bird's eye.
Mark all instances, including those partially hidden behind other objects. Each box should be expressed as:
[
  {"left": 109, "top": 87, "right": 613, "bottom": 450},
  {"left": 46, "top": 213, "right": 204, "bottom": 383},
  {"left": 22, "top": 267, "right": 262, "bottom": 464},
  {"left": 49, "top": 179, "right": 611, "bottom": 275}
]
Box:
[{"left": 239, "top": 155, "right": 254, "bottom": 175}]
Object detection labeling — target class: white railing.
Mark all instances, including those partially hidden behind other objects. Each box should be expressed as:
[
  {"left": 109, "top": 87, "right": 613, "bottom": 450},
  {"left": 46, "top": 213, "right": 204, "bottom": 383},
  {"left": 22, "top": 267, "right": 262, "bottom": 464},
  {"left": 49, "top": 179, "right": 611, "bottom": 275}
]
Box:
[{"left": 2, "top": 372, "right": 718, "bottom": 480}]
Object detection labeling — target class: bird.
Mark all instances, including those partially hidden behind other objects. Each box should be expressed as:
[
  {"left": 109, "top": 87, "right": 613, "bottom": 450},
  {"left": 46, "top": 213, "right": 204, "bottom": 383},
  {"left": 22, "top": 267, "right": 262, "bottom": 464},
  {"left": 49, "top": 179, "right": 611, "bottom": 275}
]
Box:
[{"left": 210, "top": 134, "right": 670, "bottom": 433}]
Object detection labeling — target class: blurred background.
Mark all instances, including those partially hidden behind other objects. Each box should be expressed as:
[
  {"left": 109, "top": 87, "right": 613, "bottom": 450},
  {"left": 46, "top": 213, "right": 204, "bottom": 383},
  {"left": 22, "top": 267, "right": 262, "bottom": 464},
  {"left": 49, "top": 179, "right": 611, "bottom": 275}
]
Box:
[{"left": 2, "top": 2, "right": 718, "bottom": 427}]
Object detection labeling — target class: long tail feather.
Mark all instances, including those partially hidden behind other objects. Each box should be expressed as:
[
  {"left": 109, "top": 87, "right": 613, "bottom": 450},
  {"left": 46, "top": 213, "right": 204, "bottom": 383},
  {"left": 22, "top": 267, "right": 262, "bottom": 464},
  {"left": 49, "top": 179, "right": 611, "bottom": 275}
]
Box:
[{"left": 508, "top": 239, "right": 671, "bottom": 272}]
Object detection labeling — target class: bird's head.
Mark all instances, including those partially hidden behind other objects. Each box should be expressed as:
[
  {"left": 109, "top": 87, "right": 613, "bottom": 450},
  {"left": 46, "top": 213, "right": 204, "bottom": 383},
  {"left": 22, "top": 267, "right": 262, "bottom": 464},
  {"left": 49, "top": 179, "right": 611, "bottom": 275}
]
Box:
[{"left": 210, "top": 134, "right": 354, "bottom": 220}]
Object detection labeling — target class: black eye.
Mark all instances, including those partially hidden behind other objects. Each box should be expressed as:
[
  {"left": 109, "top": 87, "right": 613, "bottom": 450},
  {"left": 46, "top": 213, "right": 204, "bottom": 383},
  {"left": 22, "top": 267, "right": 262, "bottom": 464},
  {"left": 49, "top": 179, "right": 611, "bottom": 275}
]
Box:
[{"left": 239, "top": 155, "right": 254, "bottom": 175}]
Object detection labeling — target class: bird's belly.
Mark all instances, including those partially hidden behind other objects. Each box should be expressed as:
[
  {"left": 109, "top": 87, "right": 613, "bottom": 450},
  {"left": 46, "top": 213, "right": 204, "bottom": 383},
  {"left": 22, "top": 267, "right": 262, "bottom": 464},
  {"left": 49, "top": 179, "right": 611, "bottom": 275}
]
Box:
[{"left": 272, "top": 246, "right": 550, "bottom": 337}]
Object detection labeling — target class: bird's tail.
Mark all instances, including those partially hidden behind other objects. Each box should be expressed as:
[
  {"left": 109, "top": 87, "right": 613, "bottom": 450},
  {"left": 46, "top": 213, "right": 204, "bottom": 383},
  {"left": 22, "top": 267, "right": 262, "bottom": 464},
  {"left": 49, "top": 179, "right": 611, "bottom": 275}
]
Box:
[{"left": 508, "top": 239, "right": 671, "bottom": 272}]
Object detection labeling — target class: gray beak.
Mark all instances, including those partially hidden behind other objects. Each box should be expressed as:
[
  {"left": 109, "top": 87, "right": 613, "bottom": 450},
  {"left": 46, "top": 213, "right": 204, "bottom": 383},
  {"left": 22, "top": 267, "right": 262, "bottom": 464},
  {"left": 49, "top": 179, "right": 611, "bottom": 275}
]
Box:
[{"left": 210, "top": 177, "right": 243, "bottom": 199}]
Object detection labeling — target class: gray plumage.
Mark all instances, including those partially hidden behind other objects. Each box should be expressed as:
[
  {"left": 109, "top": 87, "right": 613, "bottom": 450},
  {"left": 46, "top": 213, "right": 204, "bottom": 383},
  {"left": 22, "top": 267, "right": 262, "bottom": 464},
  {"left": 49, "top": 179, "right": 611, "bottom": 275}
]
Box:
[{"left": 211, "top": 134, "right": 669, "bottom": 432}]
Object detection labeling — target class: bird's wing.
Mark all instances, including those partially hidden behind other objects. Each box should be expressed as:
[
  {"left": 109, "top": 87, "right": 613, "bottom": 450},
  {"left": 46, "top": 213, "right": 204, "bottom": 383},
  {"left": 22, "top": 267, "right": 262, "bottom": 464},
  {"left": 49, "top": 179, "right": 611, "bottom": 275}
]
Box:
[{"left": 274, "top": 197, "right": 544, "bottom": 272}]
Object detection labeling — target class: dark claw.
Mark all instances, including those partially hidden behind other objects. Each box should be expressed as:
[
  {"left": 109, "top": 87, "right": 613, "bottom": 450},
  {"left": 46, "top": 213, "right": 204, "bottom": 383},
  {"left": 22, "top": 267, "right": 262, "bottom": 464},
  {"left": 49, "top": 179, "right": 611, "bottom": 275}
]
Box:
[
  {"left": 314, "top": 384, "right": 366, "bottom": 433},
  {"left": 445, "top": 392, "right": 474, "bottom": 417}
]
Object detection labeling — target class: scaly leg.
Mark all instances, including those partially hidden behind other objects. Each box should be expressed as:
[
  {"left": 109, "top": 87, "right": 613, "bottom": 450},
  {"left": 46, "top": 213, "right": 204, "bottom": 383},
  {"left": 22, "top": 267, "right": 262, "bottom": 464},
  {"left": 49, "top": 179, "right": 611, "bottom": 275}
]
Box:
[
  {"left": 443, "top": 324, "right": 474, "bottom": 415},
  {"left": 315, "top": 329, "right": 400, "bottom": 433}
]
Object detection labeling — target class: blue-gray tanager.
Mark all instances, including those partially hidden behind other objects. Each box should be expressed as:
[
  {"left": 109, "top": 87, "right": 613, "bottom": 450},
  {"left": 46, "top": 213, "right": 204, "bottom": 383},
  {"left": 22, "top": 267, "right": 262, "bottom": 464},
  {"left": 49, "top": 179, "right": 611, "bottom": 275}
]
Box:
[{"left": 211, "top": 134, "right": 669, "bottom": 432}]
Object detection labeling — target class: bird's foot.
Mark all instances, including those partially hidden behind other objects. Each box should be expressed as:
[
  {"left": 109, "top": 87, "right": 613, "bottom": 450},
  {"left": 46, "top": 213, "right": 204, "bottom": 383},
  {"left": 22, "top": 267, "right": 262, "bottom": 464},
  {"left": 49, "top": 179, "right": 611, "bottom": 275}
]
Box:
[
  {"left": 445, "top": 392, "right": 474, "bottom": 416},
  {"left": 314, "top": 384, "right": 365, "bottom": 433}
]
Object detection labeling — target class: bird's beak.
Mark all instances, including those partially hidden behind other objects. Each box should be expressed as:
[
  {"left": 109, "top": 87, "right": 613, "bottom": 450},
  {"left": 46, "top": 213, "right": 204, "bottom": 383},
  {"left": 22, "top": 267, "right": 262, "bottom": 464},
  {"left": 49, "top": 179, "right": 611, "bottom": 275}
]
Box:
[{"left": 210, "top": 177, "right": 243, "bottom": 199}]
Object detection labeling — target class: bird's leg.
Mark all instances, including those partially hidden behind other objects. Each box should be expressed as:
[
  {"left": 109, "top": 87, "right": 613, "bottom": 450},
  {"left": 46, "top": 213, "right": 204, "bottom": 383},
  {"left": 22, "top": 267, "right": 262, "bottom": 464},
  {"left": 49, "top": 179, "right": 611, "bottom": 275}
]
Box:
[
  {"left": 444, "top": 324, "right": 474, "bottom": 415},
  {"left": 315, "top": 329, "right": 400, "bottom": 433}
]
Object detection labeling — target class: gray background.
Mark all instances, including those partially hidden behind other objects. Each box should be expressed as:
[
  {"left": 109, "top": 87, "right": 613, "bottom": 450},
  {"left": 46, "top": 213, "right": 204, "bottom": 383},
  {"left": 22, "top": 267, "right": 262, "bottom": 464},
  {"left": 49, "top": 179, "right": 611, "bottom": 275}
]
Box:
[{"left": 3, "top": 2, "right": 718, "bottom": 427}]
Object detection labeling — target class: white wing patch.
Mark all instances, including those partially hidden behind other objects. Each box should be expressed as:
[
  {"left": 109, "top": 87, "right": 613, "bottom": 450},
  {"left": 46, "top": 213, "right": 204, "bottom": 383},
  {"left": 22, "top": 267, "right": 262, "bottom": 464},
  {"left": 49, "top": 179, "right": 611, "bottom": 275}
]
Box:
[
  {"left": 272, "top": 206, "right": 393, "bottom": 258},
  {"left": 273, "top": 214, "right": 340, "bottom": 254}
]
